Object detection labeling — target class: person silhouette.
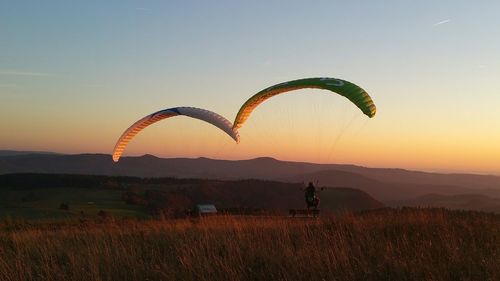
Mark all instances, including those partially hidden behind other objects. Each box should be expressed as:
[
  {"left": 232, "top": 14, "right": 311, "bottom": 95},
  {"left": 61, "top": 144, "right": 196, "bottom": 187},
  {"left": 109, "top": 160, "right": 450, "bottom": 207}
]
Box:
[{"left": 304, "top": 182, "right": 320, "bottom": 209}]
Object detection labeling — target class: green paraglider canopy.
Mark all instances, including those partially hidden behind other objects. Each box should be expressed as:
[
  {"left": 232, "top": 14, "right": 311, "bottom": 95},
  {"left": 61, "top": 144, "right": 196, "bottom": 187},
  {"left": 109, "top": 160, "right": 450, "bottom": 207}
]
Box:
[{"left": 233, "top": 77, "right": 376, "bottom": 129}]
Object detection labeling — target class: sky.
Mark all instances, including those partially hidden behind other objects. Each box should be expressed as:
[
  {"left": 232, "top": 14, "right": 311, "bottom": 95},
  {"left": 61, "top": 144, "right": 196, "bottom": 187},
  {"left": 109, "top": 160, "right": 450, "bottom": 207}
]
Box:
[{"left": 1, "top": 1, "right": 499, "bottom": 174}]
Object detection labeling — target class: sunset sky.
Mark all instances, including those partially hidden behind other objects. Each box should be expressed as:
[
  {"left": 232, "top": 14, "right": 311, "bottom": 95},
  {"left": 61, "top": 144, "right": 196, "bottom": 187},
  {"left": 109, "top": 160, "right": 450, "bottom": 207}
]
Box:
[{"left": 1, "top": 1, "right": 499, "bottom": 174}]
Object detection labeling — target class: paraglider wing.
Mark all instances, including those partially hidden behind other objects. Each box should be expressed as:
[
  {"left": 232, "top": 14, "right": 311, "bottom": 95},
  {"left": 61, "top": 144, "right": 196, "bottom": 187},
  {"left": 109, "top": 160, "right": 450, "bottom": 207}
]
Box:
[
  {"left": 233, "top": 77, "right": 376, "bottom": 129},
  {"left": 112, "top": 107, "right": 239, "bottom": 162}
]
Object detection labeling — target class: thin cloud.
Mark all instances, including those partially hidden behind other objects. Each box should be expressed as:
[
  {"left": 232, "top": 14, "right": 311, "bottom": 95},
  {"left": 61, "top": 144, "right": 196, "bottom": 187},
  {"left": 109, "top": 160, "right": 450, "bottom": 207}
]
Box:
[
  {"left": 0, "top": 70, "right": 53, "bottom": 77},
  {"left": 433, "top": 19, "right": 451, "bottom": 26},
  {"left": 135, "top": 8, "right": 151, "bottom": 11}
]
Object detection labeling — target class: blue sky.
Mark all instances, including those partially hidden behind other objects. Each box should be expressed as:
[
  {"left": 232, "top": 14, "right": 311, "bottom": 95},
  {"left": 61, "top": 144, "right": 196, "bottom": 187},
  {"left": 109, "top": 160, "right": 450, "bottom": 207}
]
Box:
[{"left": 1, "top": 1, "right": 499, "bottom": 173}]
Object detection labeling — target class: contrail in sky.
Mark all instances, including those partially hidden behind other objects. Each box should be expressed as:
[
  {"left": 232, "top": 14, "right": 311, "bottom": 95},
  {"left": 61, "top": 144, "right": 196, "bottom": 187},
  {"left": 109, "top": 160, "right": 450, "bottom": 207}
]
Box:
[{"left": 433, "top": 19, "right": 451, "bottom": 26}]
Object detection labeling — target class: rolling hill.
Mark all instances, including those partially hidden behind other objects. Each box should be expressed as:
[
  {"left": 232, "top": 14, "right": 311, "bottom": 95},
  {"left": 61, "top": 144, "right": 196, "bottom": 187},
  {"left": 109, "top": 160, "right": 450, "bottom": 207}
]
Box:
[
  {"left": 283, "top": 170, "right": 500, "bottom": 201},
  {"left": 1, "top": 151, "right": 500, "bottom": 202}
]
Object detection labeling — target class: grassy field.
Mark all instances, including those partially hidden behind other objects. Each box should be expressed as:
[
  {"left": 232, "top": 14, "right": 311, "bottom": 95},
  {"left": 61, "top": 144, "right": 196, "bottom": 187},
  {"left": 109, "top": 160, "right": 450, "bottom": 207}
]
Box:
[
  {"left": 0, "top": 174, "right": 386, "bottom": 220},
  {"left": 0, "top": 187, "right": 147, "bottom": 219},
  {"left": 0, "top": 208, "right": 499, "bottom": 281}
]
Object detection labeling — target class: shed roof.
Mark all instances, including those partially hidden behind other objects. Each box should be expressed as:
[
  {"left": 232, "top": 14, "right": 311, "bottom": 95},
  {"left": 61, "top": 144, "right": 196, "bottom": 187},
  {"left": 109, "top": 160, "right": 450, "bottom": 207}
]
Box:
[{"left": 196, "top": 204, "right": 217, "bottom": 213}]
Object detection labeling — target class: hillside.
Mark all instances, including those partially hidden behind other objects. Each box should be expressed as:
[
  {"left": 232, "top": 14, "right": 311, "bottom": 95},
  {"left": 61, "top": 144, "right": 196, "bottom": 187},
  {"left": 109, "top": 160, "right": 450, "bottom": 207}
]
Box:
[
  {"left": 284, "top": 170, "right": 500, "bottom": 201},
  {"left": 1, "top": 209, "right": 499, "bottom": 281}
]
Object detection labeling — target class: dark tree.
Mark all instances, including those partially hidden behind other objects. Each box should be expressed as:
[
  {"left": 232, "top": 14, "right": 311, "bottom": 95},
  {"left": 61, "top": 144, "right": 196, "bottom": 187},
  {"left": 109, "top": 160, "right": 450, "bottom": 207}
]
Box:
[{"left": 59, "top": 203, "right": 69, "bottom": 210}]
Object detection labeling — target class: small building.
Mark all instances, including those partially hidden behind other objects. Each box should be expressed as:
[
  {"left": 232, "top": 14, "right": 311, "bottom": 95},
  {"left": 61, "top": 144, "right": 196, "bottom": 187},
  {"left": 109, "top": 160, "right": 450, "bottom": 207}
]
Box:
[{"left": 195, "top": 204, "right": 217, "bottom": 216}]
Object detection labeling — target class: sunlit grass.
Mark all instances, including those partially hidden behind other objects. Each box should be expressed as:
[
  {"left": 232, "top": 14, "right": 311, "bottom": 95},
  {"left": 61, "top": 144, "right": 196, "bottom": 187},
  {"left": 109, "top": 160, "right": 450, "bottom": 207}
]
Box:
[{"left": 0, "top": 208, "right": 498, "bottom": 281}]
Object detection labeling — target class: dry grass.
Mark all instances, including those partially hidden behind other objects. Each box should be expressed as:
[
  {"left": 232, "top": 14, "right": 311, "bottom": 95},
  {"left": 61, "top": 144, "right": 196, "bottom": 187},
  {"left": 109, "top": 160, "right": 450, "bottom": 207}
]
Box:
[{"left": 0, "top": 208, "right": 499, "bottom": 281}]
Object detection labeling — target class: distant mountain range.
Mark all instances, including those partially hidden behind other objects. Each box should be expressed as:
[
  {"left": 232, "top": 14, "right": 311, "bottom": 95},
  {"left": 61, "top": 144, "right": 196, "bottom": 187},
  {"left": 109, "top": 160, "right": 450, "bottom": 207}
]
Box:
[
  {"left": 0, "top": 150, "right": 61, "bottom": 157},
  {"left": 1, "top": 151, "right": 500, "bottom": 204}
]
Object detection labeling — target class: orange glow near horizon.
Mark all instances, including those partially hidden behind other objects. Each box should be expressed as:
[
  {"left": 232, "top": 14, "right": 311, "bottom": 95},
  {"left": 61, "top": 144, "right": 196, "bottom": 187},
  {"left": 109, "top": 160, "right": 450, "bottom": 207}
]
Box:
[
  {"left": 2, "top": 88, "right": 500, "bottom": 175},
  {"left": 3, "top": 133, "right": 499, "bottom": 175}
]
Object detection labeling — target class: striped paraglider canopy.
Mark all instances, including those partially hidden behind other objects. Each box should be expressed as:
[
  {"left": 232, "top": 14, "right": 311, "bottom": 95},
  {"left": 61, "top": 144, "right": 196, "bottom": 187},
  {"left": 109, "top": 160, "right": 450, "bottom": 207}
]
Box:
[{"left": 112, "top": 107, "right": 239, "bottom": 162}]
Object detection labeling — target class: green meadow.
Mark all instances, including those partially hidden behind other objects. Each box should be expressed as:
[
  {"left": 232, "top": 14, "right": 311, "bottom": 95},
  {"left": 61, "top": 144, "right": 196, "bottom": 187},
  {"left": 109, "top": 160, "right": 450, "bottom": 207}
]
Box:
[{"left": 0, "top": 187, "right": 146, "bottom": 219}]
